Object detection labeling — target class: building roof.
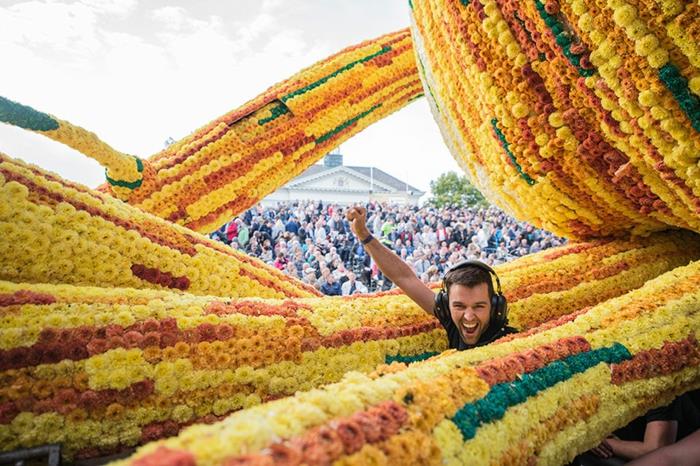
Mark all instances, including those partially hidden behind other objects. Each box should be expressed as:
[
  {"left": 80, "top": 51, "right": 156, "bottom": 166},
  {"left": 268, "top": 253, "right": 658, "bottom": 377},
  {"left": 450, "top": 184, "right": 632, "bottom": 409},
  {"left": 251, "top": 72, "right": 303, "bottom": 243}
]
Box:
[{"left": 289, "top": 164, "right": 425, "bottom": 195}]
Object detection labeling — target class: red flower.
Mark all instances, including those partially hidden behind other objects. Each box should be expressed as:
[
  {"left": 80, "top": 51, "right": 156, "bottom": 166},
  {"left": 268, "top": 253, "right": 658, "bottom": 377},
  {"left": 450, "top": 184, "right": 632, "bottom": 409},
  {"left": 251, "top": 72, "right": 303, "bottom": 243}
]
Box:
[
  {"left": 334, "top": 419, "right": 365, "bottom": 454},
  {"left": 215, "top": 324, "right": 235, "bottom": 341},
  {"left": 223, "top": 455, "right": 273, "bottom": 466},
  {"left": 162, "top": 419, "right": 180, "bottom": 437},
  {"left": 142, "top": 318, "right": 161, "bottom": 333},
  {"left": 161, "top": 318, "right": 178, "bottom": 333},
  {"left": 160, "top": 332, "right": 178, "bottom": 348},
  {"left": 265, "top": 442, "right": 302, "bottom": 466},
  {"left": 352, "top": 411, "right": 382, "bottom": 443},
  {"left": 74, "top": 326, "right": 95, "bottom": 344},
  {"left": 86, "top": 338, "right": 109, "bottom": 356},
  {"left": 107, "top": 336, "right": 126, "bottom": 350},
  {"left": 7, "top": 347, "right": 28, "bottom": 369},
  {"left": 67, "top": 345, "right": 88, "bottom": 361},
  {"left": 476, "top": 363, "right": 506, "bottom": 386},
  {"left": 381, "top": 400, "right": 408, "bottom": 425},
  {"left": 55, "top": 388, "right": 77, "bottom": 407},
  {"left": 42, "top": 344, "right": 63, "bottom": 364},
  {"left": 142, "top": 332, "right": 161, "bottom": 347},
  {"left": 124, "top": 331, "right": 145, "bottom": 348},
  {"left": 0, "top": 401, "right": 18, "bottom": 423},
  {"left": 105, "top": 324, "right": 124, "bottom": 338},
  {"left": 501, "top": 356, "right": 525, "bottom": 378},
  {"left": 132, "top": 447, "right": 197, "bottom": 466},
  {"left": 197, "top": 323, "right": 217, "bottom": 342},
  {"left": 341, "top": 331, "right": 355, "bottom": 345},
  {"left": 130, "top": 379, "right": 155, "bottom": 399},
  {"left": 301, "top": 338, "right": 320, "bottom": 352},
  {"left": 39, "top": 327, "right": 60, "bottom": 344},
  {"left": 140, "top": 423, "right": 165, "bottom": 443},
  {"left": 79, "top": 390, "right": 100, "bottom": 410},
  {"left": 33, "top": 398, "right": 54, "bottom": 414}
]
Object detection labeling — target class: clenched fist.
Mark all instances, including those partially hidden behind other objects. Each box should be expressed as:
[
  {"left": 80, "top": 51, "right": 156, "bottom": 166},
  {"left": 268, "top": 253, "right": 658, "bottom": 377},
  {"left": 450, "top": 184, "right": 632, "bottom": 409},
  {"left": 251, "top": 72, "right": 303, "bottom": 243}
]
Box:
[{"left": 346, "top": 205, "right": 370, "bottom": 240}]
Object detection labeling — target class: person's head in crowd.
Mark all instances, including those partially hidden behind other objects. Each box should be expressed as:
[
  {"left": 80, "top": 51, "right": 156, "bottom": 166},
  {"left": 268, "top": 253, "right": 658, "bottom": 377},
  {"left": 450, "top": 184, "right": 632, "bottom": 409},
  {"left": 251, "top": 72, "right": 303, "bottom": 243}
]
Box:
[
  {"left": 285, "top": 261, "right": 298, "bottom": 277},
  {"left": 427, "top": 265, "right": 440, "bottom": 280},
  {"left": 230, "top": 239, "right": 239, "bottom": 250}
]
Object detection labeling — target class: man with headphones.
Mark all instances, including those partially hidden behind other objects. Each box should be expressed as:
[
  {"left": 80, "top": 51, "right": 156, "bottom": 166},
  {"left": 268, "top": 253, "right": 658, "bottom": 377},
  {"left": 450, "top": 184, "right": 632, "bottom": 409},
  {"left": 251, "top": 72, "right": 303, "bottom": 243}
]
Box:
[{"left": 347, "top": 206, "right": 516, "bottom": 349}]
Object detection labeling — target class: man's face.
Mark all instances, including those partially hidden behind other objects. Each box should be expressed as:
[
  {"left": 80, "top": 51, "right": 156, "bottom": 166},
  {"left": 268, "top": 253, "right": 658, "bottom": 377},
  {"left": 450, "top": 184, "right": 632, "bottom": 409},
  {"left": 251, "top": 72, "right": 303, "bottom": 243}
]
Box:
[{"left": 448, "top": 283, "right": 491, "bottom": 346}]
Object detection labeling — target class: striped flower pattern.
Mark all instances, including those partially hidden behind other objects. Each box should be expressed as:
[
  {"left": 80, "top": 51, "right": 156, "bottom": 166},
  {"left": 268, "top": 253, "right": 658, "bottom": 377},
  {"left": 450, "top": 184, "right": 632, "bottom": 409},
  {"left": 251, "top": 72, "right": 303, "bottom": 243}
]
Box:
[
  {"left": 113, "top": 257, "right": 700, "bottom": 466},
  {"left": 0, "top": 0, "right": 699, "bottom": 463},
  {"left": 1, "top": 205, "right": 698, "bottom": 458},
  {"left": 0, "top": 29, "right": 422, "bottom": 233},
  {"left": 411, "top": 0, "right": 700, "bottom": 240}
]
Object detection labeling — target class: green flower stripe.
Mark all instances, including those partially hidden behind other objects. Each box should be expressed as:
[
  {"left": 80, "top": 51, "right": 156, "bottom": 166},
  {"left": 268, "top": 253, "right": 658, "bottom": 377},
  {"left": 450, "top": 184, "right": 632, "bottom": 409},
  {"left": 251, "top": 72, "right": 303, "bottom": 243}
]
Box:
[
  {"left": 257, "top": 102, "right": 290, "bottom": 126},
  {"left": 659, "top": 63, "right": 700, "bottom": 133},
  {"left": 0, "top": 96, "right": 59, "bottom": 132},
  {"left": 105, "top": 156, "right": 144, "bottom": 190},
  {"left": 533, "top": 0, "right": 594, "bottom": 77},
  {"left": 491, "top": 118, "right": 536, "bottom": 185},
  {"left": 452, "top": 342, "right": 631, "bottom": 440},
  {"left": 385, "top": 351, "right": 439, "bottom": 365},
  {"left": 316, "top": 104, "right": 382, "bottom": 144},
  {"left": 281, "top": 46, "right": 392, "bottom": 103}
]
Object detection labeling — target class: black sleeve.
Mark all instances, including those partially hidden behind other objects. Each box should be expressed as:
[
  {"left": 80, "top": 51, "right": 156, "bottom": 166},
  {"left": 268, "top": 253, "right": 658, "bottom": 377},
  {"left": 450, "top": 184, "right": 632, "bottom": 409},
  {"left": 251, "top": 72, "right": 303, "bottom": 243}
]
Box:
[{"left": 645, "top": 402, "right": 676, "bottom": 423}]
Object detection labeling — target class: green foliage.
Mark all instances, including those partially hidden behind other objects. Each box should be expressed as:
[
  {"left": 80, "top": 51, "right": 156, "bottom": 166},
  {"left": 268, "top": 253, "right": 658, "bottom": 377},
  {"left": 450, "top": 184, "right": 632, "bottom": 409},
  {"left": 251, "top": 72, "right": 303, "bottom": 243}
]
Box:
[{"left": 429, "top": 171, "right": 489, "bottom": 208}]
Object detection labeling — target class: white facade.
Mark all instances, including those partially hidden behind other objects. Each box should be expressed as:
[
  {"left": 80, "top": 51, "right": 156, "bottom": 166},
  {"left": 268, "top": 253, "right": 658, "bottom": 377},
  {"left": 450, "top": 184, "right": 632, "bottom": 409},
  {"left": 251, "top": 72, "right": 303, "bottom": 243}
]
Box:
[{"left": 262, "top": 165, "right": 424, "bottom": 207}]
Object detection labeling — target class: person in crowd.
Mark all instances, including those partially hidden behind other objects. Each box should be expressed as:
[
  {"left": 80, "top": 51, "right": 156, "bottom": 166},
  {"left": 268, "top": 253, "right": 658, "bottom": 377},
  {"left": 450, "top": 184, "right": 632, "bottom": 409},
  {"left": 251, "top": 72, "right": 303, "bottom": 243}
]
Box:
[
  {"left": 320, "top": 273, "right": 342, "bottom": 296},
  {"left": 346, "top": 205, "right": 516, "bottom": 349},
  {"left": 577, "top": 393, "right": 700, "bottom": 466},
  {"left": 212, "top": 200, "right": 564, "bottom": 295},
  {"left": 626, "top": 429, "right": 700, "bottom": 466},
  {"left": 341, "top": 272, "right": 368, "bottom": 295}
]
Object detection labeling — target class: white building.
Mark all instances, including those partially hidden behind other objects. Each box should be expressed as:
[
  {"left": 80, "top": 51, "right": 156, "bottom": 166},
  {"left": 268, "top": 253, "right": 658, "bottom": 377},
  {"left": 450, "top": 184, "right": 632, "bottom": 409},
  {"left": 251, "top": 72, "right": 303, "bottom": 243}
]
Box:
[{"left": 262, "top": 152, "right": 425, "bottom": 206}]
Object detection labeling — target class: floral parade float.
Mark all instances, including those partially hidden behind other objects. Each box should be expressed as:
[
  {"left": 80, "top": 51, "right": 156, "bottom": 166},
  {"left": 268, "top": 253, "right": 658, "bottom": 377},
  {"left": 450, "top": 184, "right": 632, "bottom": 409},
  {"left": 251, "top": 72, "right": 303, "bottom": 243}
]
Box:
[{"left": 0, "top": 0, "right": 699, "bottom": 465}]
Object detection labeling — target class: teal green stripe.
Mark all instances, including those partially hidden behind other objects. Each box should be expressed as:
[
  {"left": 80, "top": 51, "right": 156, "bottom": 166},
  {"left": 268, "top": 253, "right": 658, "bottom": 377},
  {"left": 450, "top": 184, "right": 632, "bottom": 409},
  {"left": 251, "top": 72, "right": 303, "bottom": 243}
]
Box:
[
  {"left": 316, "top": 103, "right": 382, "bottom": 144},
  {"left": 407, "top": 93, "right": 425, "bottom": 104},
  {"left": 0, "top": 96, "right": 59, "bottom": 131},
  {"left": 659, "top": 64, "right": 700, "bottom": 133},
  {"left": 281, "top": 46, "right": 392, "bottom": 103},
  {"left": 105, "top": 156, "right": 144, "bottom": 190},
  {"left": 533, "top": 0, "right": 594, "bottom": 77},
  {"left": 106, "top": 174, "right": 143, "bottom": 189},
  {"left": 451, "top": 342, "right": 631, "bottom": 440},
  {"left": 257, "top": 103, "right": 290, "bottom": 126},
  {"left": 491, "top": 118, "right": 536, "bottom": 185},
  {"left": 385, "top": 351, "right": 439, "bottom": 365},
  {"left": 417, "top": 56, "right": 441, "bottom": 113}
]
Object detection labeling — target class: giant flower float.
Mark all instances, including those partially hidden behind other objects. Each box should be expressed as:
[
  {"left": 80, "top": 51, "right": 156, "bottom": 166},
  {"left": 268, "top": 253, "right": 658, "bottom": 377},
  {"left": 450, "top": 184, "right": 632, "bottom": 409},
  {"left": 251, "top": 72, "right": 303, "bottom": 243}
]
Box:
[{"left": 0, "top": 0, "right": 699, "bottom": 464}]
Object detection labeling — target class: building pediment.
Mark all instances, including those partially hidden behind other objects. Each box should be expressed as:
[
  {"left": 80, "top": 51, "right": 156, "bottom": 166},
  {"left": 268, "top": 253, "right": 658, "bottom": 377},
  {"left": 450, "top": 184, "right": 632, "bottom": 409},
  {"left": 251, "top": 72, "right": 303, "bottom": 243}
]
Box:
[{"left": 287, "top": 166, "right": 393, "bottom": 192}]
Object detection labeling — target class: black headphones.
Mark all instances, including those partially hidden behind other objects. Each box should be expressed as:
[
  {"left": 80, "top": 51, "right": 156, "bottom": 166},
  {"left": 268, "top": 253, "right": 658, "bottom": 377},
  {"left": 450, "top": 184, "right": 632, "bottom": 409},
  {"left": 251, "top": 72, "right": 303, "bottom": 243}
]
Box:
[{"left": 435, "top": 260, "right": 508, "bottom": 333}]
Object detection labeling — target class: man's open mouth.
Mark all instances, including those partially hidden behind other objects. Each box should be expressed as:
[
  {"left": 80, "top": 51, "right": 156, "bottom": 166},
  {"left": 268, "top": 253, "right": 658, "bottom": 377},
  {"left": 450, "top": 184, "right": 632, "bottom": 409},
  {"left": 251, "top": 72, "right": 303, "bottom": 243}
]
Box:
[{"left": 461, "top": 322, "right": 479, "bottom": 336}]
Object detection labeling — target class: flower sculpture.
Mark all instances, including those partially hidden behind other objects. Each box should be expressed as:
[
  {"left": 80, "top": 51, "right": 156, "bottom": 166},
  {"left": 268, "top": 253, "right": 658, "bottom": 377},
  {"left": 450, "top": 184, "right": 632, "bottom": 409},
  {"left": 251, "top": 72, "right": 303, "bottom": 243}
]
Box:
[{"left": 0, "top": 0, "right": 699, "bottom": 464}]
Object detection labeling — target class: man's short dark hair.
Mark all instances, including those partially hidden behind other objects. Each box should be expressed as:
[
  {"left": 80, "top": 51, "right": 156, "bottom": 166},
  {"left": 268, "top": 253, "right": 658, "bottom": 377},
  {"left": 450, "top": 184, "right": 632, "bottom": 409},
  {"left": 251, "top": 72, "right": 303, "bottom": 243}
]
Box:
[{"left": 443, "top": 265, "right": 494, "bottom": 299}]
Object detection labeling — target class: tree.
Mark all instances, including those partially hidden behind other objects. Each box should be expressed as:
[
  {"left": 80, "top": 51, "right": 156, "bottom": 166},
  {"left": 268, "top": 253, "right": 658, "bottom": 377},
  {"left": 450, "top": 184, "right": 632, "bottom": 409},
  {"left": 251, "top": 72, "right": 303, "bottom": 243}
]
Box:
[{"left": 428, "top": 171, "right": 489, "bottom": 208}]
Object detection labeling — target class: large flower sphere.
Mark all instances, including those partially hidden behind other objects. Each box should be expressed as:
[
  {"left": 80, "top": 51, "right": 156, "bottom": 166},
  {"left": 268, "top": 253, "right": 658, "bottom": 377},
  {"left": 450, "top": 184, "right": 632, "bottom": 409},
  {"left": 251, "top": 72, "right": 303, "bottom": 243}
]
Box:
[{"left": 410, "top": 0, "right": 700, "bottom": 239}]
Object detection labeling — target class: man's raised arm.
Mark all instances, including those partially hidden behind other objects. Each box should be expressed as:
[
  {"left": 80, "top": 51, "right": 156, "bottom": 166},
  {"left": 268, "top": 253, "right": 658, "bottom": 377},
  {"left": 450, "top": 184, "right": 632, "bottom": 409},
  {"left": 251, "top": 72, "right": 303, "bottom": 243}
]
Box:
[{"left": 346, "top": 206, "right": 436, "bottom": 316}]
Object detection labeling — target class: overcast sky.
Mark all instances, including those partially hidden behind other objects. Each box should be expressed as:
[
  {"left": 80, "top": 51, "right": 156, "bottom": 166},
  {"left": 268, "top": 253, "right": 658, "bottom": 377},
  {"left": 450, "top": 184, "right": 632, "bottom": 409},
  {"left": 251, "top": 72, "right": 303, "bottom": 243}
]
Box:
[{"left": 0, "top": 0, "right": 462, "bottom": 195}]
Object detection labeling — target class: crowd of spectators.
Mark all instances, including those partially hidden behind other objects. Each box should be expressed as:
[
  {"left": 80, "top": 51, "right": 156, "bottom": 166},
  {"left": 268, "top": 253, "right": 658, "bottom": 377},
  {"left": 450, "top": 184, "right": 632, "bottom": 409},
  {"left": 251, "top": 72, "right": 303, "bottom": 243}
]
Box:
[{"left": 211, "top": 201, "right": 565, "bottom": 295}]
